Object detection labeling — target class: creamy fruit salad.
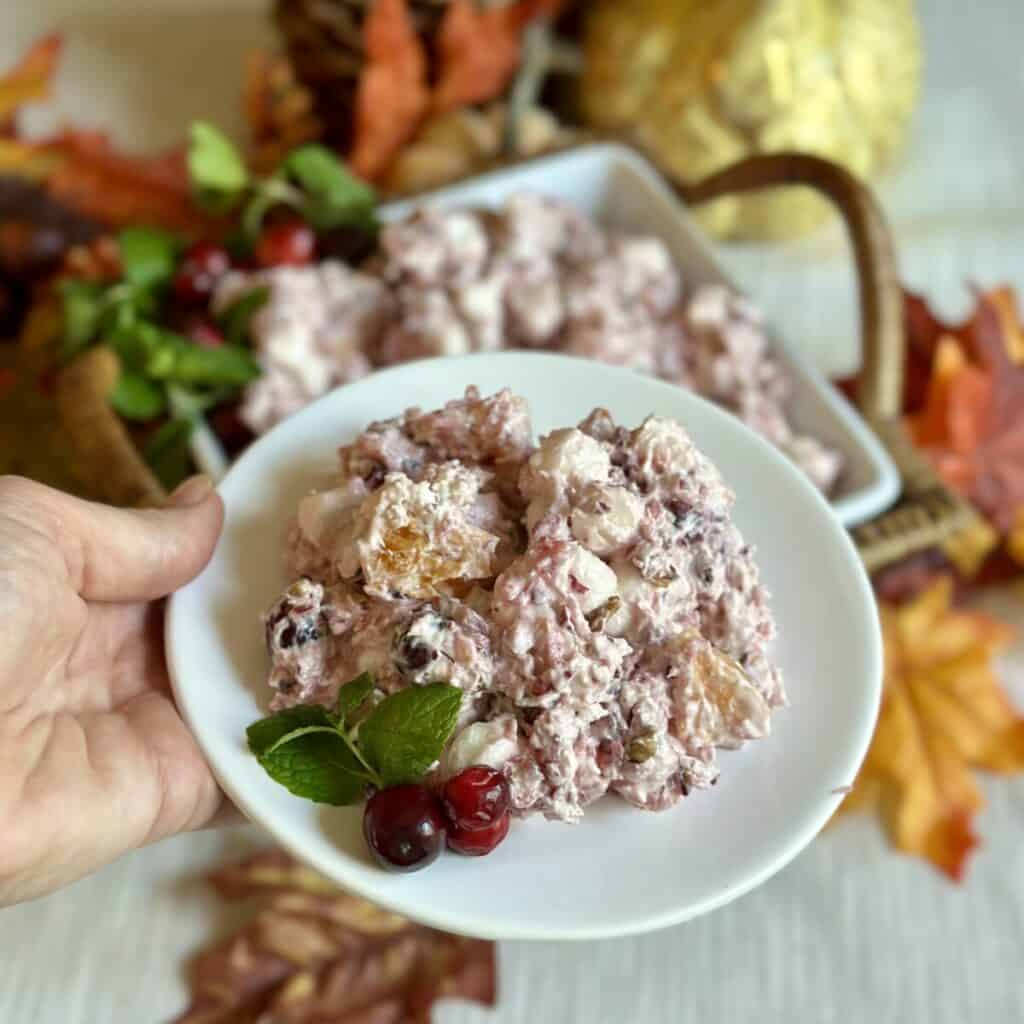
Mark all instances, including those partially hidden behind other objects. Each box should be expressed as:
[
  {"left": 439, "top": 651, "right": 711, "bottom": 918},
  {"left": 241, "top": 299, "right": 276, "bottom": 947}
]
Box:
[
  {"left": 260, "top": 387, "right": 782, "bottom": 842},
  {"left": 216, "top": 194, "right": 842, "bottom": 492}
]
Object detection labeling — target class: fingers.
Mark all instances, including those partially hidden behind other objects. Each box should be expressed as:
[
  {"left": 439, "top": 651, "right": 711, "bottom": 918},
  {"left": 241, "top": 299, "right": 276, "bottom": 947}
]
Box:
[
  {"left": 0, "top": 693, "right": 228, "bottom": 905},
  {"left": 0, "top": 474, "right": 224, "bottom": 603}
]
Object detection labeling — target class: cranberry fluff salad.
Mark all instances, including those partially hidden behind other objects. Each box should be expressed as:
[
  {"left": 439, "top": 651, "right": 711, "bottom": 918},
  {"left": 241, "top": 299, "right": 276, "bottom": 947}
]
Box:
[
  {"left": 215, "top": 193, "right": 842, "bottom": 493},
  {"left": 262, "top": 387, "right": 783, "bottom": 839}
]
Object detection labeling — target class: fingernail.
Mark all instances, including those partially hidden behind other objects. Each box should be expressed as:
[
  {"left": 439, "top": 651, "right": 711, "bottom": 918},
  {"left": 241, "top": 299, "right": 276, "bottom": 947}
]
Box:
[{"left": 167, "top": 474, "right": 214, "bottom": 507}]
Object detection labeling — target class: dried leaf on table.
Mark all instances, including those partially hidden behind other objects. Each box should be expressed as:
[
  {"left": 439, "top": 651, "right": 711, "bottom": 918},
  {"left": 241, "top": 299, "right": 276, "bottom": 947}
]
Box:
[
  {"left": 245, "top": 50, "right": 323, "bottom": 176},
  {"left": 176, "top": 847, "right": 497, "bottom": 1024},
  {"left": 0, "top": 33, "right": 62, "bottom": 127},
  {"left": 908, "top": 288, "right": 1024, "bottom": 534},
  {"left": 349, "top": 0, "right": 430, "bottom": 182},
  {"left": 838, "top": 578, "right": 1024, "bottom": 880}
]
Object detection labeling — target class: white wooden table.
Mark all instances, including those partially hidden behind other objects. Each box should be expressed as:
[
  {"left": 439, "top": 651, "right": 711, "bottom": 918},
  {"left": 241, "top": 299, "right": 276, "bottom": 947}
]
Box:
[{"left": 3, "top": 2, "right": 1024, "bottom": 1021}]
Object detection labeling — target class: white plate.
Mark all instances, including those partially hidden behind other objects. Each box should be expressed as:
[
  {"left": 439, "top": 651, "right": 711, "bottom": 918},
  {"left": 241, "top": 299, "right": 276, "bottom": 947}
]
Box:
[
  {"left": 382, "top": 142, "right": 900, "bottom": 528},
  {"left": 167, "top": 352, "right": 882, "bottom": 941}
]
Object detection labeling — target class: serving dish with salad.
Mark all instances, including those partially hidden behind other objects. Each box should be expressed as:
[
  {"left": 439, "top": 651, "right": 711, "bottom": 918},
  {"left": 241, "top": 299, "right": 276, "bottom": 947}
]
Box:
[
  {"left": 167, "top": 350, "right": 882, "bottom": 940},
  {"left": 50, "top": 131, "right": 897, "bottom": 526}
]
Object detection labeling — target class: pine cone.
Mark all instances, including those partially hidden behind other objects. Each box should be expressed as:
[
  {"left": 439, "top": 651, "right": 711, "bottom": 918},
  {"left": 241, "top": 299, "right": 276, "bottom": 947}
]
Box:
[{"left": 274, "top": 0, "right": 517, "bottom": 149}]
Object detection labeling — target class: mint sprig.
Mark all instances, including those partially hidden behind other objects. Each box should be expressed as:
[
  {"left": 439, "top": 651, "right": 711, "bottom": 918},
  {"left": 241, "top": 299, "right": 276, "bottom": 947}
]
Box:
[
  {"left": 186, "top": 125, "right": 378, "bottom": 245},
  {"left": 246, "top": 677, "right": 462, "bottom": 806}
]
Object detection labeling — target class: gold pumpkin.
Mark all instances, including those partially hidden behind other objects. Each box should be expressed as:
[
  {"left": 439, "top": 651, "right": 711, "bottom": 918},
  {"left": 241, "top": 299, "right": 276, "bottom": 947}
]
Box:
[{"left": 579, "top": 0, "right": 921, "bottom": 239}]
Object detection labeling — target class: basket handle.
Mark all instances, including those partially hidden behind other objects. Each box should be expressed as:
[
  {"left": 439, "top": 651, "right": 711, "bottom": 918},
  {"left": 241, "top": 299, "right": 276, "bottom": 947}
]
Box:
[{"left": 670, "top": 152, "right": 904, "bottom": 423}]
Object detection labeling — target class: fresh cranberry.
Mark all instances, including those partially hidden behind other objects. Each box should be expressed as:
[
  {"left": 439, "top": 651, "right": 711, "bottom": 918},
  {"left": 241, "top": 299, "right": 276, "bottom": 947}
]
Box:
[
  {"left": 447, "top": 812, "right": 510, "bottom": 857},
  {"left": 173, "top": 241, "right": 231, "bottom": 305},
  {"left": 442, "top": 766, "right": 511, "bottom": 832},
  {"left": 256, "top": 219, "right": 316, "bottom": 268},
  {"left": 362, "top": 784, "right": 447, "bottom": 873},
  {"left": 185, "top": 319, "right": 225, "bottom": 348}
]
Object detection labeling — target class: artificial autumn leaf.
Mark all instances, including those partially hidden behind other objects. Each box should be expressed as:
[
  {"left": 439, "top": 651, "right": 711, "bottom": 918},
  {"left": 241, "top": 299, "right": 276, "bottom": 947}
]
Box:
[
  {"left": 245, "top": 50, "right": 322, "bottom": 175},
  {"left": 349, "top": 0, "right": 430, "bottom": 181},
  {"left": 902, "top": 288, "right": 947, "bottom": 413},
  {"left": 908, "top": 289, "right": 1024, "bottom": 533},
  {"left": 0, "top": 33, "right": 62, "bottom": 128},
  {"left": 975, "top": 284, "right": 1024, "bottom": 363},
  {"left": 432, "top": 0, "right": 523, "bottom": 114},
  {"left": 839, "top": 577, "right": 1024, "bottom": 880},
  {"left": 175, "top": 848, "right": 497, "bottom": 1024},
  {"left": 0, "top": 139, "right": 61, "bottom": 179},
  {"left": 432, "top": 0, "right": 568, "bottom": 114},
  {"left": 39, "top": 131, "right": 212, "bottom": 234},
  {"left": 1007, "top": 508, "right": 1024, "bottom": 567}
]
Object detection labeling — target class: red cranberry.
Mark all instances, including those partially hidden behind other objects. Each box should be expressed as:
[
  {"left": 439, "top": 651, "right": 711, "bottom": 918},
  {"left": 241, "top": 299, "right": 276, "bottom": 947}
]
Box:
[
  {"left": 185, "top": 319, "right": 225, "bottom": 348},
  {"left": 447, "top": 812, "right": 510, "bottom": 857},
  {"left": 173, "top": 241, "right": 231, "bottom": 305},
  {"left": 442, "top": 766, "right": 511, "bottom": 832},
  {"left": 362, "top": 784, "right": 447, "bottom": 873},
  {"left": 256, "top": 219, "right": 316, "bottom": 268}
]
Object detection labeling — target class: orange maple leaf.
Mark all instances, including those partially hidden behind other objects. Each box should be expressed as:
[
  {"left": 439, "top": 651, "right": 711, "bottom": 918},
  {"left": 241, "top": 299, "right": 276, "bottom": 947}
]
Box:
[
  {"left": 432, "top": 0, "right": 524, "bottom": 114},
  {"left": 838, "top": 578, "right": 1024, "bottom": 880},
  {"left": 0, "top": 33, "right": 62, "bottom": 127},
  {"left": 351, "top": 0, "right": 565, "bottom": 179},
  {"left": 907, "top": 289, "right": 1024, "bottom": 533},
  {"left": 349, "top": 0, "right": 430, "bottom": 181}
]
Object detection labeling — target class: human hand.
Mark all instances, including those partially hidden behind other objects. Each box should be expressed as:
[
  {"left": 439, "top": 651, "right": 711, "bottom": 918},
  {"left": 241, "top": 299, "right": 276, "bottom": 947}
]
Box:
[{"left": 0, "top": 474, "right": 227, "bottom": 906}]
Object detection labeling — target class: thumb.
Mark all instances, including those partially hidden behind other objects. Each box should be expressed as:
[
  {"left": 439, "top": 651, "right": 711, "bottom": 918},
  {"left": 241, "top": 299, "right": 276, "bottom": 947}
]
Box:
[{"left": 0, "top": 474, "right": 224, "bottom": 602}]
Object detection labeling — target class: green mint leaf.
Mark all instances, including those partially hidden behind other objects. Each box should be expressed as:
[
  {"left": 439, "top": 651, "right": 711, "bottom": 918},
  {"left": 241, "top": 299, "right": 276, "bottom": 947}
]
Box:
[
  {"left": 334, "top": 672, "right": 375, "bottom": 726},
  {"left": 60, "top": 279, "right": 105, "bottom": 358},
  {"left": 168, "top": 340, "right": 261, "bottom": 387},
  {"left": 247, "top": 705, "right": 335, "bottom": 756},
  {"left": 117, "top": 226, "right": 179, "bottom": 290},
  {"left": 188, "top": 121, "right": 249, "bottom": 212},
  {"left": 264, "top": 724, "right": 346, "bottom": 755},
  {"left": 217, "top": 285, "right": 270, "bottom": 346},
  {"left": 259, "top": 732, "right": 368, "bottom": 806},
  {"left": 143, "top": 416, "right": 194, "bottom": 490},
  {"left": 108, "top": 320, "right": 163, "bottom": 373},
  {"left": 136, "top": 329, "right": 260, "bottom": 388},
  {"left": 358, "top": 683, "right": 462, "bottom": 787},
  {"left": 282, "top": 145, "right": 377, "bottom": 233},
  {"left": 247, "top": 706, "right": 368, "bottom": 806},
  {"left": 108, "top": 371, "right": 166, "bottom": 421}
]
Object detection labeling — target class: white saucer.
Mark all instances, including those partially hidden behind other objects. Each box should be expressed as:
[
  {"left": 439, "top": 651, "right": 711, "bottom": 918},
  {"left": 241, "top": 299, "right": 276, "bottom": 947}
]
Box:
[{"left": 167, "top": 352, "right": 881, "bottom": 941}]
